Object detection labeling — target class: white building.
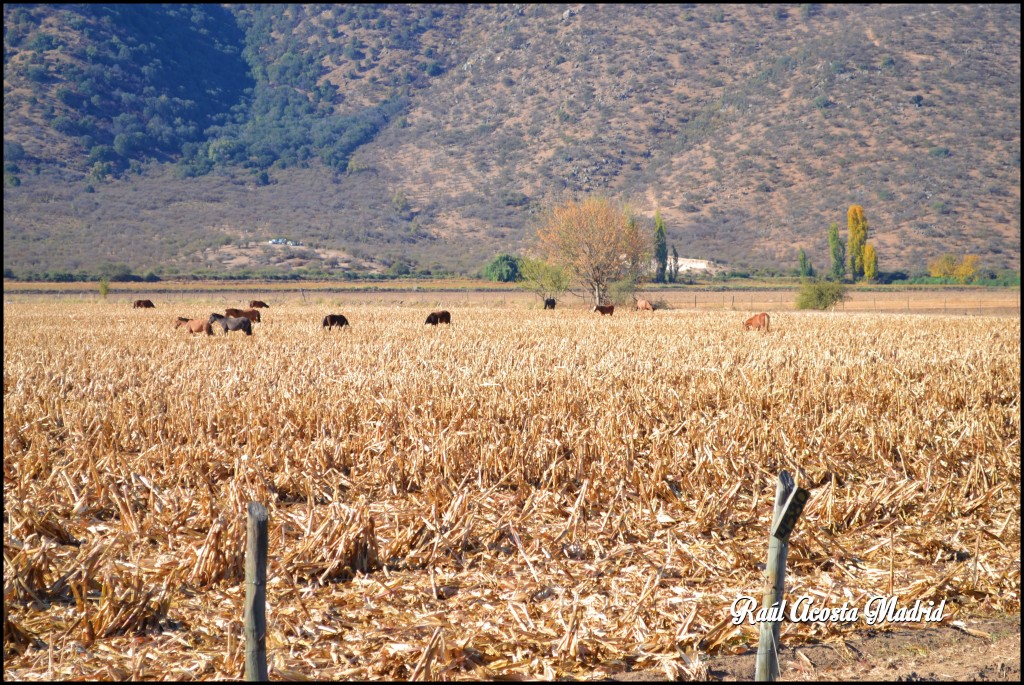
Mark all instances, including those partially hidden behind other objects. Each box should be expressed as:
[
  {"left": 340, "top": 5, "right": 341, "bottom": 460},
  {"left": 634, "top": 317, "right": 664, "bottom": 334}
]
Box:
[
  {"left": 674, "top": 257, "right": 717, "bottom": 273},
  {"left": 653, "top": 257, "right": 718, "bottom": 274}
]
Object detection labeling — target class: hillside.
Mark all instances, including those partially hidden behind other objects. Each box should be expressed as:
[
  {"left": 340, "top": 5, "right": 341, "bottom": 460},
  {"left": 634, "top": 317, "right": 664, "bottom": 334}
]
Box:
[{"left": 3, "top": 4, "right": 1020, "bottom": 279}]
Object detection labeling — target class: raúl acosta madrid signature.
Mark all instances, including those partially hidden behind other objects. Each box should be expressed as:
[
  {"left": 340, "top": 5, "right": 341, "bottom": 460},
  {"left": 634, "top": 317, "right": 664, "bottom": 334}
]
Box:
[{"left": 730, "top": 595, "right": 947, "bottom": 626}]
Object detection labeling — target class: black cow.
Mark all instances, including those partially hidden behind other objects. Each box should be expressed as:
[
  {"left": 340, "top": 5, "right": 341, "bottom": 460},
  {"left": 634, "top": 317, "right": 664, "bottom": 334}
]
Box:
[
  {"left": 544, "top": 298, "right": 556, "bottom": 310},
  {"left": 425, "top": 310, "right": 452, "bottom": 325},
  {"left": 323, "top": 314, "right": 350, "bottom": 330}
]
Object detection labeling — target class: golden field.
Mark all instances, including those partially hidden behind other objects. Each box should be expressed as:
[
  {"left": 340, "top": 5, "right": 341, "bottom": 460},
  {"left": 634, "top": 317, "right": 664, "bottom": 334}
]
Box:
[{"left": 3, "top": 302, "right": 1020, "bottom": 680}]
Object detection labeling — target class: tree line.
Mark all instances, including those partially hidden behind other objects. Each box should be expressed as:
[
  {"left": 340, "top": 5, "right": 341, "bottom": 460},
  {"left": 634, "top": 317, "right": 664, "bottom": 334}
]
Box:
[{"left": 480, "top": 197, "right": 1015, "bottom": 313}]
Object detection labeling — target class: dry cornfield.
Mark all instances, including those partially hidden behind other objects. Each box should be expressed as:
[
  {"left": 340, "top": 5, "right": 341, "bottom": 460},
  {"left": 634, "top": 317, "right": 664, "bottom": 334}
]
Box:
[{"left": 3, "top": 302, "right": 1020, "bottom": 680}]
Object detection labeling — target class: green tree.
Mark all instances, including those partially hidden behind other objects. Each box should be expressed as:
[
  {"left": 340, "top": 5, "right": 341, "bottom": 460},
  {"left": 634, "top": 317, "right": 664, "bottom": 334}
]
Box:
[
  {"left": 518, "top": 256, "right": 571, "bottom": 302},
  {"left": 863, "top": 243, "right": 878, "bottom": 282},
  {"left": 797, "top": 247, "right": 815, "bottom": 278},
  {"left": 98, "top": 278, "right": 110, "bottom": 300},
  {"left": 653, "top": 210, "right": 668, "bottom": 283},
  {"left": 483, "top": 254, "right": 521, "bottom": 282},
  {"left": 847, "top": 205, "right": 868, "bottom": 281},
  {"left": 827, "top": 222, "right": 846, "bottom": 280},
  {"left": 669, "top": 245, "right": 680, "bottom": 283}
]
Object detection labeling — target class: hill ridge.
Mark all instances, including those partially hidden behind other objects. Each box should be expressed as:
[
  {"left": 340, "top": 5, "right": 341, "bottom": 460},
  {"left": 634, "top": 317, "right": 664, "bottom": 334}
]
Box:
[{"left": 3, "top": 4, "right": 1019, "bottom": 278}]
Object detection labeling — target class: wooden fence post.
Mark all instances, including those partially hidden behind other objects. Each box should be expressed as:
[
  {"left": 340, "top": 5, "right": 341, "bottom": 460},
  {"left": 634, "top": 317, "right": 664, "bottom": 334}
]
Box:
[
  {"left": 245, "top": 502, "right": 269, "bottom": 681},
  {"left": 755, "top": 470, "right": 809, "bottom": 681}
]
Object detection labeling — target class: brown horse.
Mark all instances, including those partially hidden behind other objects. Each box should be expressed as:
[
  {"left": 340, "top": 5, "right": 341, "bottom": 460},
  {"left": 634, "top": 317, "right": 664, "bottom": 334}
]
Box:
[
  {"left": 635, "top": 299, "right": 655, "bottom": 312},
  {"left": 425, "top": 311, "right": 451, "bottom": 325},
  {"left": 175, "top": 316, "right": 213, "bottom": 335},
  {"left": 743, "top": 312, "right": 771, "bottom": 332},
  {"left": 593, "top": 304, "right": 615, "bottom": 316},
  {"left": 133, "top": 299, "right": 155, "bottom": 309},
  {"left": 249, "top": 300, "right": 270, "bottom": 309},
  {"left": 225, "top": 308, "right": 261, "bottom": 323}
]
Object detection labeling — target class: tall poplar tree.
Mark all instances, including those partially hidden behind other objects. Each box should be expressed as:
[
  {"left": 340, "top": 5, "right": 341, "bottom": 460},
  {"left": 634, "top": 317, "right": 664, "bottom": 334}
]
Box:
[
  {"left": 828, "top": 222, "right": 846, "bottom": 281},
  {"left": 863, "top": 243, "right": 878, "bottom": 282},
  {"left": 653, "top": 210, "right": 668, "bottom": 283},
  {"left": 847, "top": 205, "right": 868, "bottom": 281},
  {"left": 797, "top": 247, "right": 814, "bottom": 278}
]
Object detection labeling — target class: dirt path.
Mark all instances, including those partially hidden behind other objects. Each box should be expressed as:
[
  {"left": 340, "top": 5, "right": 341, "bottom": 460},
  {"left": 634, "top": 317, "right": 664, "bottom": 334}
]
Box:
[
  {"left": 704, "top": 614, "right": 1021, "bottom": 681},
  {"left": 606, "top": 614, "right": 1020, "bottom": 682}
]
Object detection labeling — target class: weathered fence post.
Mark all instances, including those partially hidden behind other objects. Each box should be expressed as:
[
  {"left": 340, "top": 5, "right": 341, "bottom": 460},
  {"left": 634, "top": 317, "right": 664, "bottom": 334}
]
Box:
[
  {"left": 245, "top": 502, "right": 269, "bottom": 681},
  {"left": 755, "top": 471, "right": 809, "bottom": 681}
]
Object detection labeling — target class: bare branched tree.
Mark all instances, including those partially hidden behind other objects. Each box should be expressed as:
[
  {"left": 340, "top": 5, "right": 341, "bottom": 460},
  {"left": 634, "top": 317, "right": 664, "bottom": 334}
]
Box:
[{"left": 533, "top": 195, "right": 652, "bottom": 306}]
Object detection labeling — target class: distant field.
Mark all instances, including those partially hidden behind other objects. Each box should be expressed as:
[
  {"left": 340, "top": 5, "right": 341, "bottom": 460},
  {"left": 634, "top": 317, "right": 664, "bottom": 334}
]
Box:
[
  {"left": 3, "top": 279, "right": 1019, "bottom": 316},
  {"left": 4, "top": 302, "right": 1019, "bottom": 680}
]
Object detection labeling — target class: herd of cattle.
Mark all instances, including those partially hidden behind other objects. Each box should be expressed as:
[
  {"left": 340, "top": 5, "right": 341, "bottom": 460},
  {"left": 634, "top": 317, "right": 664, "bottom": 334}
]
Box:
[{"left": 139, "top": 298, "right": 772, "bottom": 335}]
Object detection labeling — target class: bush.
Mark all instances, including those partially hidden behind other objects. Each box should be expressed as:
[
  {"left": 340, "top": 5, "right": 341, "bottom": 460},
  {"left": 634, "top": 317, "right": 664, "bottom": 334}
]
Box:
[
  {"left": 482, "top": 254, "right": 521, "bottom": 282},
  {"left": 796, "top": 279, "right": 847, "bottom": 310},
  {"left": 608, "top": 279, "right": 640, "bottom": 307}
]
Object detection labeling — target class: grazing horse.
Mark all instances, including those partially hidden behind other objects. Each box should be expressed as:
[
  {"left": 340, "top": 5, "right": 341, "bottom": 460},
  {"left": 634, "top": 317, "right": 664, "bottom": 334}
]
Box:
[
  {"left": 323, "top": 314, "right": 349, "bottom": 330},
  {"left": 593, "top": 304, "right": 615, "bottom": 316},
  {"left": 175, "top": 316, "right": 213, "bottom": 335},
  {"left": 249, "top": 300, "right": 270, "bottom": 309},
  {"left": 425, "top": 310, "right": 451, "bottom": 325},
  {"left": 225, "top": 308, "right": 261, "bottom": 323},
  {"left": 743, "top": 312, "right": 771, "bottom": 332},
  {"left": 544, "top": 298, "right": 556, "bottom": 310},
  {"left": 209, "top": 313, "right": 253, "bottom": 336},
  {"left": 635, "top": 299, "right": 655, "bottom": 312},
  {"left": 133, "top": 299, "right": 155, "bottom": 309}
]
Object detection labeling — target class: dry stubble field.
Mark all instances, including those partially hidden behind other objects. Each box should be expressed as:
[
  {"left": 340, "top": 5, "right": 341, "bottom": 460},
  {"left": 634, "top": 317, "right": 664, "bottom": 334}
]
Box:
[{"left": 3, "top": 302, "right": 1020, "bottom": 680}]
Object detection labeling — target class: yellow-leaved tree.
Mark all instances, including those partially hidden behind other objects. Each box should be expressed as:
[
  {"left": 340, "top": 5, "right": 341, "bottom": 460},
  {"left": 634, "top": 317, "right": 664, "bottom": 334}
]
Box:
[
  {"left": 847, "top": 205, "right": 869, "bottom": 280},
  {"left": 863, "top": 243, "right": 878, "bottom": 282},
  {"left": 929, "top": 254, "right": 981, "bottom": 283},
  {"left": 928, "top": 254, "right": 959, "bottom": 278},
  {"left": 953, "top": 254, "right": 980, "bottom": 284},
  {"left": 533, "top": 195, "right": 652, "bottom": 306}
]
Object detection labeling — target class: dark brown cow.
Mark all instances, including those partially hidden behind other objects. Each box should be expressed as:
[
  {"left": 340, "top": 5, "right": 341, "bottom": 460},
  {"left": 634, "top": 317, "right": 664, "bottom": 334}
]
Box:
[
  {"left": 544, "top": 298, "right": 556, "bottom": 310},
  {"left": 425, "top": 310, "right": 452, "bottom": 325},
  {"left": 635, "top": 299, "right": 654, "bottom": 312},
  {"left": 743, "top": 312, "right": 771, "bottom": 332},
  {"left": 133, "top": 299, "right": 155, "bottom": 309},
  {"left": 175, "top": 316, "right": 213, "bottom": 335},
  {"left": 323, "top": 314, "right": 349, "bottom": 330},
  {"left": 225, "top": 308, "right": 261, "bottom": 323},
  {"left": 249, "top": 300, "right": 270, "bottom": 309},
  {"left": 593, "top": 304, "right": 615, "bottom": 316}
]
